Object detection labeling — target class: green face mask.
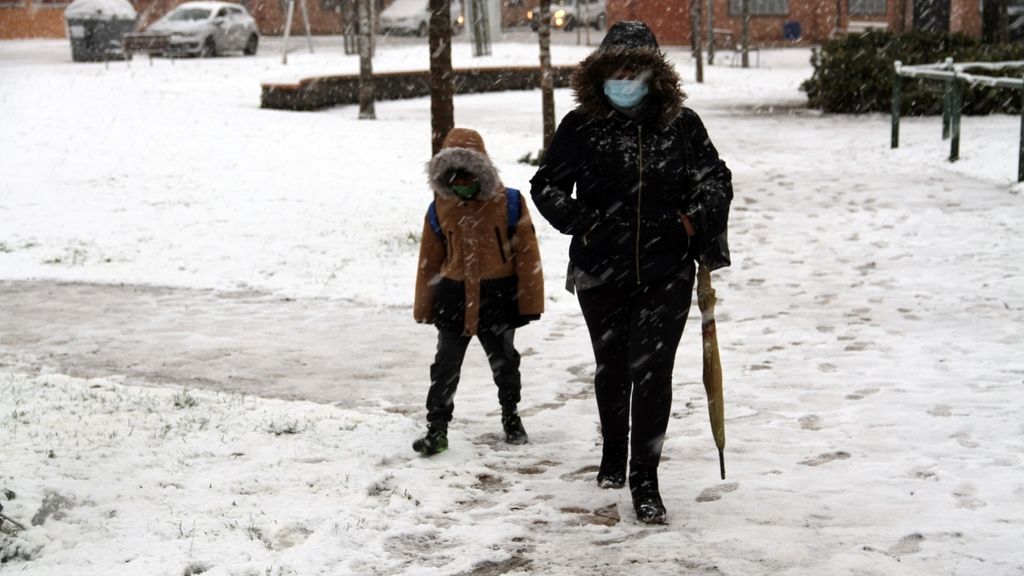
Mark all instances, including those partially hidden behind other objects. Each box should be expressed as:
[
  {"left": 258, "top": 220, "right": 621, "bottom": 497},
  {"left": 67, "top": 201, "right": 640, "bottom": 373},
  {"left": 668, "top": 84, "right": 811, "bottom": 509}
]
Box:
[{"left": 452, "top": 182, "right": 480, "bottom": 199}]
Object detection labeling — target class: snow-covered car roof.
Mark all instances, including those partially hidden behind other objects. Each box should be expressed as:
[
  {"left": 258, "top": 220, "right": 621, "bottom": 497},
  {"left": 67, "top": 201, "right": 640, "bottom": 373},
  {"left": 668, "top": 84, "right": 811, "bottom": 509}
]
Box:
[
  {"left": 169, "top": 1, "right": 247, "bottom": 11},
  {"left": 64, "top": 0, "right": 137, "bottom": 20}
]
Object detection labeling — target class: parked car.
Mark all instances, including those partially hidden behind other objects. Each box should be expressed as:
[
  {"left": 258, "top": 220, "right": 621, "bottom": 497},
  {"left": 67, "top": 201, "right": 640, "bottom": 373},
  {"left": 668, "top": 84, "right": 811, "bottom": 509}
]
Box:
[
  {"left": 379, "top": 0, "right": 465, "bottom": 37},
  {"left": 527, "top": 0, "right": 605, "bottom": 31},
  {"left": 145, "top": 1, "right": 259, "bottom": 57}
]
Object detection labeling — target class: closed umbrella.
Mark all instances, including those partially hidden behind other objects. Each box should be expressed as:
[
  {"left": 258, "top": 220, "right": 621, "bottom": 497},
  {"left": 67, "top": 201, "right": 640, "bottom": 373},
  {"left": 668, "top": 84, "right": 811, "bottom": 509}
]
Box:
[{"left": 696, "top": 262, "right": 726, "bottom": 480}]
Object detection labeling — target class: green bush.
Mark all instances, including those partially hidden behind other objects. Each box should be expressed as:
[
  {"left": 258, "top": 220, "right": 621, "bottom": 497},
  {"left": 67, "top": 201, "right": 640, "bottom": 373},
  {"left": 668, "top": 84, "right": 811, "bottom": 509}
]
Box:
[{"left": 801, "top": 30, "right": 1024, "bottom": 115}]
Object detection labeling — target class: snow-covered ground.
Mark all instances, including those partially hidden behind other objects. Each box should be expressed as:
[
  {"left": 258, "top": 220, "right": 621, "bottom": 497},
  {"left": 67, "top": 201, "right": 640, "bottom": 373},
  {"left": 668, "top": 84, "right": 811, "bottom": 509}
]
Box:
[{"left": 2, "top": 37, "right": 1024, "bottom": 575}]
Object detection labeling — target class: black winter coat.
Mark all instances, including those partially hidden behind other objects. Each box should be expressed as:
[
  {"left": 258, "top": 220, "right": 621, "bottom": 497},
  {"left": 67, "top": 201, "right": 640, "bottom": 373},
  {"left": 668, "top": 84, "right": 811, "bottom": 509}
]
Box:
[
  {"left": 529, "top": 22, "right": 733, "bottom": 286},
  {"left": 531, "top": 107, "right": 733, "bottom": 285}
]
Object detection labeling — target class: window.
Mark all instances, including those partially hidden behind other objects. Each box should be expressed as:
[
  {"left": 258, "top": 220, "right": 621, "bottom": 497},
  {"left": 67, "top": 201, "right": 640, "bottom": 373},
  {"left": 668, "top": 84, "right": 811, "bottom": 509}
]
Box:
[
  {"left": 729, "top": 0, "right": 788, "bottom": 16},
  {"left": 848, "top": 0, "right": 885, "bottom": 14}
]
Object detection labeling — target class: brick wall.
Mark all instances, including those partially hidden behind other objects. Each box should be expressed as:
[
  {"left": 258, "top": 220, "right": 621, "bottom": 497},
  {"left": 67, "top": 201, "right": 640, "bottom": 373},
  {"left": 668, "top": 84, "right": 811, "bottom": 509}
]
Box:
[
  {"left": 605, "top": 0, "right": 980, "bottom": 45},
  {"left": 3, "top": 0, "right": 985, "bottom": 41},
  {"left": 1, "top": 3, "right": 69, "bottom": 39},
  {"left": 950, "top": 0, "right": 981, "bottom": 35}
]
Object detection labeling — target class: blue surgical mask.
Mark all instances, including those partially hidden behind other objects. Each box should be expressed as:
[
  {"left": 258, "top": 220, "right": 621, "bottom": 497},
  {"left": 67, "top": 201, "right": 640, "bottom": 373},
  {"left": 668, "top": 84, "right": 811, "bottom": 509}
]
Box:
[{"left": 604, "top": 78, "right": 649, "bottom": 109}]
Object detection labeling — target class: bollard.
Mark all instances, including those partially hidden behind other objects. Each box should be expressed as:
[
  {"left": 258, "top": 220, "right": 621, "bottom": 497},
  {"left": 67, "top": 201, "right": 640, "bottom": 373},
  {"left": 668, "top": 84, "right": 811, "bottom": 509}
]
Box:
[
  {"left": 943, "top": 79, "right": 952, "bottom": 140},
  {"left": 950, "top": 78, "right": 962, "bottom": 162},
  {"left": 1019, "top": 85, "right": 1024, "bottom": 182},
  {"left": 891, "top": 63, "right": 901, "bottom": 149},
  {"left": 942, "top": 58, "right": 954, "bottom": 140}
]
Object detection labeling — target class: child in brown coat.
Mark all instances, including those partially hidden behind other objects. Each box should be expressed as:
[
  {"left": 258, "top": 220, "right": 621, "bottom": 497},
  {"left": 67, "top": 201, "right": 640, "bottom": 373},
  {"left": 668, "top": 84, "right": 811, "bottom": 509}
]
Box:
[{"left": 412, "top": 128, "right": 545, "bottom": 455}]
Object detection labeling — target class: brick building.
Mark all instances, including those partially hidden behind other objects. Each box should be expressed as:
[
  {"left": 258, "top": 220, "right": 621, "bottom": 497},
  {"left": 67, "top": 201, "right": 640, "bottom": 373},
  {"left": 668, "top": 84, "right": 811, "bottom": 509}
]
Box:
[
  {"left": 1, "top": 0, "right": 984, "bottom": 42},
  {"left": 0, "top": 0, "right": 358, "bottom": 39},
  {"left": 605, "top": 0, "right": 982, "bottom": 45}
]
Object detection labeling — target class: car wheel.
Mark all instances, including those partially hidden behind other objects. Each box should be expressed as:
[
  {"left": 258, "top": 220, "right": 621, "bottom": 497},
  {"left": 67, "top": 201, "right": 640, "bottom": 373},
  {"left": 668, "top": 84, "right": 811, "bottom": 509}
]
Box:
[
  {"left": 243, "top": 34, "right": 258, "bottom": 55},
  {"left": 563, "top": 16, "right": 576, "bottom": 31},
  {"left": 200, "top": 37, "right": 216, "bottom": 58}
]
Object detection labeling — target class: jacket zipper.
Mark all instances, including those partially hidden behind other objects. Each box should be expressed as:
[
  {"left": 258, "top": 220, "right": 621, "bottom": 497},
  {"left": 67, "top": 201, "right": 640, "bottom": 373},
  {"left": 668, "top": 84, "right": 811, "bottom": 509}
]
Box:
[
  {"left": 635, "top": 124, "right": 643, "bottom": 285},
  {"left": 494, "top": 227, "right": 509, "bottom": 263}
]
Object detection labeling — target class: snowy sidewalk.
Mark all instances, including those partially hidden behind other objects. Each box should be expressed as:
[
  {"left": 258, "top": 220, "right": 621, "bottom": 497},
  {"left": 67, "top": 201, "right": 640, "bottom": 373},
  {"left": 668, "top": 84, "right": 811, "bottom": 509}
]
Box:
[{"left": 3, "top": 39, "right": 1024, "bottom": 575}]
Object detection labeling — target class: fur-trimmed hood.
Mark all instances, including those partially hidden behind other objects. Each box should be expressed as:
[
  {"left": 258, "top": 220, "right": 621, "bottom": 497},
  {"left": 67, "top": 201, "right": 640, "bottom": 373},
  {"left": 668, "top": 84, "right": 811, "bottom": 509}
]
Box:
[
  {"left": 570, "top": 21, "right": 686, "bottom": 129},
  {"left": 427, "top": 128, "right": 502, "bottom": 201}
]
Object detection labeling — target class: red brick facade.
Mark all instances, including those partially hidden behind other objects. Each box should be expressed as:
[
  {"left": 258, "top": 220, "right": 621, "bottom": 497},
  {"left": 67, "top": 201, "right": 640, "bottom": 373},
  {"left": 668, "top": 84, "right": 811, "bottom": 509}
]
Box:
[
  {"left": 1, "top": 0, "right": 348, "bottom": 39},
  {"left": 606, "top": 0, "right": 981, "bottom": 45},
  {"left": 2, "top": 0, "right": 984, "bottom": 41},
  {"left": 1, "top": 3, "right": 69, "bottom": 39}
]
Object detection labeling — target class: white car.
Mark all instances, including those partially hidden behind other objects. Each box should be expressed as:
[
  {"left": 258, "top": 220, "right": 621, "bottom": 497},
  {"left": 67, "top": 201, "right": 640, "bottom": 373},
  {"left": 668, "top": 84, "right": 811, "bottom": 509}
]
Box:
[
  {"left": 528, "top": 0, "right": 606, "bottom": 31},
  {"left": 379, "top": 0, "right": 464, "bottom": 37},
  {"left": 146, "top": 1, "right": 259, "bottom": 57}
]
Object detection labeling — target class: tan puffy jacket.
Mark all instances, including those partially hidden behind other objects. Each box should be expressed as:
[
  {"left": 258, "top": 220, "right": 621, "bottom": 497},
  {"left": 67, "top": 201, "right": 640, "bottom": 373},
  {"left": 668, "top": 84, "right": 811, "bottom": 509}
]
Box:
[{"left": 413, "top": 128, "right": 544, "bottom": 336}]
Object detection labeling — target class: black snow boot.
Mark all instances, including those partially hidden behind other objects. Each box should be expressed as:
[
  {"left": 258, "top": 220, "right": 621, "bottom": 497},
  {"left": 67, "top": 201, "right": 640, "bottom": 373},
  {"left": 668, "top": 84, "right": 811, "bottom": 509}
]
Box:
[
  {"left": 629, "top": 467, "right": 667, "bottom": 525},
  {"left": 412, "top": 424, "right": 448, "bottom": 456},
  {"left": 501, "top": 409, "right": 529, "bottom": 445},
  {"left": 597, "top": 444, "right": 627, "bottom": 489}
]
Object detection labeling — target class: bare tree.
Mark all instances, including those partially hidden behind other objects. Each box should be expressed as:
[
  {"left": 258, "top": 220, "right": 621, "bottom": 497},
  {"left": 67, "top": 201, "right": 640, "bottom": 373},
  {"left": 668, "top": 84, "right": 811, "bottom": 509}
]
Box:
[
  {"left": 343, "top": 0, "right": 358, "bottom": 55},
  {"left": 893, "top": 0, "right": 906, "bottom": 34},
  {"left": 691, "top": 0, "right": 704, "bottom": 83},
  {"left": 538, "top": 0, "right": 555, "bottom": 151},
  {"left": 357, "top": 0, "right": 375, "bottom": 119},
  {"left": 705, "top": 0, "right": 714, "bottom": 65},
  {"left": 998, "top": 0, "right": 1010, "bottom": 43},
  {"left": 429, "top": 0, "right": 454, "bottom": 154},
  {"left": 740, "top": 0, "right": 749, "bottom": 68}
]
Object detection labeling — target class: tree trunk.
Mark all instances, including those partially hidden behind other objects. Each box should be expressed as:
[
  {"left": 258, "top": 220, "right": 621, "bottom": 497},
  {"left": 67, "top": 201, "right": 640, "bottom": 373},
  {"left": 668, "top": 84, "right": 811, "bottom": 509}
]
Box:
[
  {"left": 692, "top": 1, "right": 703, "bottom": 83},
  {"left": 705, "top": 0, "right": 714, "bottom": 65},
  {"left": 343, "top": 0, "right": 358, "bottom": 55},
  {"left": 357, "top": 0, "right": 376, "bottom": 119},
  {"left": 998, "top": 0, "right": 1010, "bottom": 43},
  {"left": 429, "top": 0, "right": 454, "bottom": 155},
  {"left": 538, "top": 0, "right": 555, "bottom": 152},
  {"left": 740, "top": 0, "right": 749, "bottom": 68},
  {"left": 893, "top": 0, "right": 906, "bottom": 34}
]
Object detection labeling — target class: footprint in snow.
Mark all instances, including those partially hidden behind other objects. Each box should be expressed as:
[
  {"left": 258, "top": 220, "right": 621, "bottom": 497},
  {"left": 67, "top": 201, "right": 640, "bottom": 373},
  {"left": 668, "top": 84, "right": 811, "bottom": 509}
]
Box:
[
  {"left": 799, "top": 451, "right": 851, "bottom": 466},
  {"left": 799, "top": 415, "right": 822, "bottom": 431},
  {"left": 953, "top": 484, "right": 986, "bottom": 510},
  {"left": 696, "top": 482, "right": 739, "bottom": 502},
  {"left": 888, "top": 533, "right": 924, "bottom": 556}
]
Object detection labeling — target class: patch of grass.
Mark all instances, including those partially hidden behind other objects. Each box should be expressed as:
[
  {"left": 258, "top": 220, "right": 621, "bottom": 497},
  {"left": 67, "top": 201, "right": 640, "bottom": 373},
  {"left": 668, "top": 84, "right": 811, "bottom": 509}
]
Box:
[
  {"left": 265, "top": 419, "right": 305, "bottom": 436},
  {"left": 172, "top": 389, "right": 199, "bottom": 409},
  {"left": 518, "top": 150, "right": 544, "bottom": 166}
]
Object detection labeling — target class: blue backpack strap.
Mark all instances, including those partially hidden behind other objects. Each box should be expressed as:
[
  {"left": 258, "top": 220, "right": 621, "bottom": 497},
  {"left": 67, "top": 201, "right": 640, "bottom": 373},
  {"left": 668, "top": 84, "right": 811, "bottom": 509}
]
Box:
[
  {"left": 506, "top": 188, "right": 521, "bottom": 235},
  {"left": 430, "top": 191, "right": 519, "bottom": 242},
  {"left": 427, "top": 201, "right": 444, "bottom": 240}
]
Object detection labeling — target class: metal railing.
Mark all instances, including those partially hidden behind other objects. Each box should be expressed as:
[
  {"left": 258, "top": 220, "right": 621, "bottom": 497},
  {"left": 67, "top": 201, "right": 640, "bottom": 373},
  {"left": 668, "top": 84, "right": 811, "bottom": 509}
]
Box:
[{"left": 891, "top": 58, "right": 1024, "bottom": 183}]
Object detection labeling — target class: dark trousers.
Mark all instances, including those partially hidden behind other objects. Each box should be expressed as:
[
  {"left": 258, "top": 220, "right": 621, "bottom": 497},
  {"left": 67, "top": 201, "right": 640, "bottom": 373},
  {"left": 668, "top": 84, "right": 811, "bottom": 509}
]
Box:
[
  {"left": 577, "top": 276, "right": 693, "bottom": 470},
  {"left": 426, "top": 328, "right": 522, "bottom": 426}
]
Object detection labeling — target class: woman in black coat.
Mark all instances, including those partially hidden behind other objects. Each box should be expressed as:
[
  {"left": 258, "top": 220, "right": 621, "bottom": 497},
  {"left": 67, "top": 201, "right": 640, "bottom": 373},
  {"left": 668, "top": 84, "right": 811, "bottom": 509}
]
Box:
[{"left": 529, "top": 20, "right": 733, "bottom": 525}]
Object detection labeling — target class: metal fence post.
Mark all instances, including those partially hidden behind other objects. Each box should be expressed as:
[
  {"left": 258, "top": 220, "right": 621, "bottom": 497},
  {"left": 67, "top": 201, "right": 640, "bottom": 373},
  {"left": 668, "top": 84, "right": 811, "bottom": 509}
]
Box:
[
  {"left": 942, "top": 57, "right": 954, "bottom": 140},
  {"left": 950, "top": 77, "right": 962, "bottom": 162},
  {"left": 892, "top": 62, "right": 902, "bottom": 149},
  {"left": 1019, "top": 84, "right": 1024, "bottom": 183},
  {"left": 943, "top": 79, "right": 952, "bottom": 140}
]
